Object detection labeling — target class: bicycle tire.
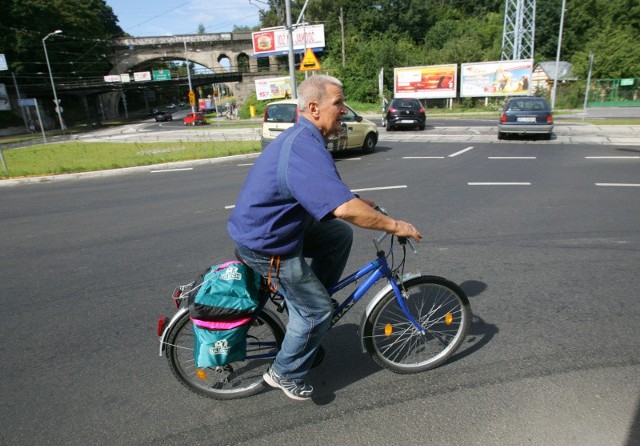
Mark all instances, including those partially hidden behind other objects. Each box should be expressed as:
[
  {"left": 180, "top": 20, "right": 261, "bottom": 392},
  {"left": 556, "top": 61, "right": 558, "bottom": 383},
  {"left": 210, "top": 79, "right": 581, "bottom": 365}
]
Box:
[
  {"left": 363, "top": 275, "right": 470, "bottom": 374},
  {"left": 166, "top": 309, "right": 284, "bottom": 399}
]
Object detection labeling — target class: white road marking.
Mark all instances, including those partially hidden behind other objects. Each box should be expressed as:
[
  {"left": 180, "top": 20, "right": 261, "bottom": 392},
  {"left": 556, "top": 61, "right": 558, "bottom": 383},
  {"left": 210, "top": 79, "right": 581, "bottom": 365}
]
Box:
[
  {"left": 237, "top": 163, "right": 254, "bottom": 166},
  {"left": 403, "top": 156, "right": 445, "bottom": 159},
  {"left": 585, "top": 156, "right": 640, "bottom": 159},
  {"left": 351, "top": 185, "right": 408, "bottom": 192},
  {"left": 449, "top": 146, "right": 474, "bottom": 157},
  {"left": 595, "top": 183, "right": 640, "bottom": 187},
  {"left": 468, "top": 182, "right": 531, "bottom": 186},
  {"left": 224, "top": 185, "right": 408, "bottom": 210},
  {"left": 488, "top": 157, "right": 537, "bottom": 160}
]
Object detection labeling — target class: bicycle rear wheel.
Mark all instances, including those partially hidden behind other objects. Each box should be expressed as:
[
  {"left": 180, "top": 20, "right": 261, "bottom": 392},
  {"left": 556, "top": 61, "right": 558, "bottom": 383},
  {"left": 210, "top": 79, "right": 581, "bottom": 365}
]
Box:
[
  {"left": 363, "top": 275, "right": 470, "bottom": 374},
  {"left": 165, "top": 309, "right": 284, "bottom": 399}
]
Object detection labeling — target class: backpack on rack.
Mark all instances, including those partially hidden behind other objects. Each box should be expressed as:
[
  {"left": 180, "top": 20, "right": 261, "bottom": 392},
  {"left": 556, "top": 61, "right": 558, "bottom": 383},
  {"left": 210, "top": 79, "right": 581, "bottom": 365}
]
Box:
[{"left": 187, "top": 261, "right": 262, "bottom": 367}]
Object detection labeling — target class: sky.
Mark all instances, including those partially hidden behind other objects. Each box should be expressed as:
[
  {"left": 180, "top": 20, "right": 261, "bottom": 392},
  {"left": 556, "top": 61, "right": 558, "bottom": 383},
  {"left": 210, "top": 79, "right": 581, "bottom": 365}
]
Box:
[{"left": 106, "top": 0, "right": 265, "bottom": 37}]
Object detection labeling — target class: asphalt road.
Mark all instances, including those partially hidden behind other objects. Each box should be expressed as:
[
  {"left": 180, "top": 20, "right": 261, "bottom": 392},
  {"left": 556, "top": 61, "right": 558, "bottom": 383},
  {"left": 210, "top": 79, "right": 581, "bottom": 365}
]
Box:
[{"left": 0, "top": 137, "right": 639, "bottom": 445}]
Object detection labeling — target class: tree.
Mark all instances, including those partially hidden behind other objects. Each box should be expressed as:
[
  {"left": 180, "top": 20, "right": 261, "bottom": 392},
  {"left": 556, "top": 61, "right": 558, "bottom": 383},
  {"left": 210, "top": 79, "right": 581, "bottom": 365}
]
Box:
[{"left": 0, "top": 0, "right": 123, "bottom": 87}]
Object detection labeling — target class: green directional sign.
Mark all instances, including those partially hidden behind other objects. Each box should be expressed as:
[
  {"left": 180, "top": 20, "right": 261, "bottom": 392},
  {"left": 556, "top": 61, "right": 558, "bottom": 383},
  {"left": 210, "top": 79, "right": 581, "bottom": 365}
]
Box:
[{"left": 152, "top": 70, "right": 171, "bottom": 81}]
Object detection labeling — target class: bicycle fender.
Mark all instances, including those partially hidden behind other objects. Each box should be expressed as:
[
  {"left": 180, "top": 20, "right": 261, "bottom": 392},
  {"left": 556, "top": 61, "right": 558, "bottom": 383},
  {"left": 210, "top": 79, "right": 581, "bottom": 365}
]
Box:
[
  {"left": 358, "top": 272, "right": 423, "bottom": 353},
  {"left": 159, "top": 306, "right": 189, "bottom": 357}
]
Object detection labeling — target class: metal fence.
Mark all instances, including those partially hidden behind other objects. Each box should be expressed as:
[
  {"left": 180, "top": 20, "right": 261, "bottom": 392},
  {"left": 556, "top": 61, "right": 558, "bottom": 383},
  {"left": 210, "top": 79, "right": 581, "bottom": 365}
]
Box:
[{"left": 588, "top": 78, "right": 640, "bottom": 106}]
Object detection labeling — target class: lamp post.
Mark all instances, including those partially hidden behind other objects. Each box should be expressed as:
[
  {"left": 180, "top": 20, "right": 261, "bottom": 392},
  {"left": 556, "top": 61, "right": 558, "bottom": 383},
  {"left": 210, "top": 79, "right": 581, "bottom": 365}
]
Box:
[
  {"left": 183, "top": 40, "right": 195, "bottom": 113},
  {"left": 550, "top": 0, "right": 566, "bottom": 111},
  {"left": 42, "top": 30, "right": 65, "bottom": 131}
]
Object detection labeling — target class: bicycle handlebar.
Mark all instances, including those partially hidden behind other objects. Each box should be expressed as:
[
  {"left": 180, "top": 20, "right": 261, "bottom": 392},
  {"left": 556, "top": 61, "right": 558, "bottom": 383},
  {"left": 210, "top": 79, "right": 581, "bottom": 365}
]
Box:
[{"left": 373, "top": 206, "right": 418, "bottom": 254}]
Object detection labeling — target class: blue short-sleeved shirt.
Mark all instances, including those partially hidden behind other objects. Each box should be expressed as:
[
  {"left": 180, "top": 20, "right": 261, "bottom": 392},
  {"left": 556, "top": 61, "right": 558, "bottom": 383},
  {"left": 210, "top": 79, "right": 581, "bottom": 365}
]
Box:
[{"left": 227, "top": 116, "right": 355, "bottom": 255}]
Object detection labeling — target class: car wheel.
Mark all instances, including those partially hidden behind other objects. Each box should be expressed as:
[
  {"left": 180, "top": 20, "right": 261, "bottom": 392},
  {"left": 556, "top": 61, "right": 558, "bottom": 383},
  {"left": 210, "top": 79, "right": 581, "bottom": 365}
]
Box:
[
  {"left": 498, "top": 131, "right": 505, "bottom": 140},
  {"left": 418, "top": 123, "right": 425, "bottom": 130},
  {"left": 386, "top": 121, "right": 393, "bottom": 131},
  {"left": 362, "top": 133, "right": 376, "bottom": 154}
]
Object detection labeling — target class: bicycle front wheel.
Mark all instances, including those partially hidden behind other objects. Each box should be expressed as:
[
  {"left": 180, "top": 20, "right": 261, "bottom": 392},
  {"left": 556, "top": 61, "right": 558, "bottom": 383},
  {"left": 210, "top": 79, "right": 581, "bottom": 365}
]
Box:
[
  {"left": 363, "top": 275, "right": 470, "bottom": 374},
  {"left": 165, "top": 309, "right": 284, "bottom": 399}
]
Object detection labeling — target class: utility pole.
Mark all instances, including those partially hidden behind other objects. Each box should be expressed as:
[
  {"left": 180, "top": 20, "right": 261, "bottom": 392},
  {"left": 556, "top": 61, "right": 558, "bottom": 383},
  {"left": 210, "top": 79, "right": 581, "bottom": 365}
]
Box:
[
  {"left": 43, "top": 30, "right": 65, "bottom": 131},
  {"left": 582, "top": 53, "right": 594, "bottom": 119},
  {"left": 550, "top": 0, "right": 566, "bottom": 110},
  {"left": 340, "top": 7, "right": 345, "bottom": 68},
  {"left": 285, "top": 0, "right": 297, "bottom": 99}
]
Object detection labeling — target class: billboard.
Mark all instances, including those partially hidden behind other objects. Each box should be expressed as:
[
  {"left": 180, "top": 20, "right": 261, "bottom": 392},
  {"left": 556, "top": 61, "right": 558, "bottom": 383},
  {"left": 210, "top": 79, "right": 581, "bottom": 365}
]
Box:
[
  {"left": 460, "top": 60, "right": 533, "bottom": 97},
  {"left": 255, "top": 76, "right": 292, "bottom": 100},
  {"left": 133, "top": 71, "right": 152, "bottom": 82},
  {"left": 252, "top": 24, "right": 325, "bottom": 58},
  {"left": 394, "top": 65, "right": 457, "bottom": 99}
]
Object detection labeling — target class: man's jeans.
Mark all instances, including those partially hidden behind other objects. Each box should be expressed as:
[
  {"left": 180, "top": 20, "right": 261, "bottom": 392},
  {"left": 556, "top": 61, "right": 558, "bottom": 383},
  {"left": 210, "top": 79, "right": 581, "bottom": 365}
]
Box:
[{"left": 235, "top": 219, "right": 353, "bottom": 381}]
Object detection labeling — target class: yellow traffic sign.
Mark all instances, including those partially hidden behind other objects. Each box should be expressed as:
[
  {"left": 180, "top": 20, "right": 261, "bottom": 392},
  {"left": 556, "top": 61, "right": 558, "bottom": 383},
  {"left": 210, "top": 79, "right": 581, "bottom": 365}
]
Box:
[
  {"left": 299, "top": 48, "right": 321, "bottom": 72},
  {"left": 188, "top": 90, "right": 196, "bottom": 105}
]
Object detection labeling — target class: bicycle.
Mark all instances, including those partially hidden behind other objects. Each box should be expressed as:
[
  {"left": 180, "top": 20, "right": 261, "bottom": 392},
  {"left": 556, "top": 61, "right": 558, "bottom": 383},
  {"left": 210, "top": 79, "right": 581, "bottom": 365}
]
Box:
[{"left": 158, "top": 210, "right": 471, "bottom": 400}]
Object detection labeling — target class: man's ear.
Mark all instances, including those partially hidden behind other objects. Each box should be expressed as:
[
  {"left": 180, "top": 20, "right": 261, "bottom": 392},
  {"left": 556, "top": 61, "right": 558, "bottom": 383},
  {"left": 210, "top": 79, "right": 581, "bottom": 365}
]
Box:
[{"left": 308, "top": 100, "right": 320, "bottom": 116}]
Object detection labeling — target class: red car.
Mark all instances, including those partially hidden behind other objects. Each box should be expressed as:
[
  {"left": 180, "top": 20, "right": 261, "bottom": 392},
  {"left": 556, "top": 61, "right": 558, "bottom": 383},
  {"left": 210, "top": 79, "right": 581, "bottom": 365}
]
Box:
[{"left": 183, "top": 112, "right": 206, "bottom": 126}]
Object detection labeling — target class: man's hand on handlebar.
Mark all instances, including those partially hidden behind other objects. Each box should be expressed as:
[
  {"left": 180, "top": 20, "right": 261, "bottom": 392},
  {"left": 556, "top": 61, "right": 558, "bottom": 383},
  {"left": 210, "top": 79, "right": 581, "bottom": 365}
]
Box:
[{"left": 392, "top": 220, "right": 423, "bottom": 242}]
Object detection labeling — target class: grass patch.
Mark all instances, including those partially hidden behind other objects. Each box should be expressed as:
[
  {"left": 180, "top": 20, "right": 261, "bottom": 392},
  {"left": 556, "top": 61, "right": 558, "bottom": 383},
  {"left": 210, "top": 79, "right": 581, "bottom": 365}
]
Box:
[{"left": 0, "top": 140, "right": 260, "bottom": 179}]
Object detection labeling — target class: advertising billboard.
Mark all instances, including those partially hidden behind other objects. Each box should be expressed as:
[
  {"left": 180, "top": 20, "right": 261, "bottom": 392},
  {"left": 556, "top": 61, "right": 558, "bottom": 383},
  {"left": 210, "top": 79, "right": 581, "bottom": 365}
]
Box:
[
  {"left": 252, "top": 24, "right": 325, "bottom": 58},
  {"left": 255, "top": 76, "right": 292, "bottom": 101},
  {"left": 394, "top": 65, "right": 457, "bottom": 99},
  {"left": 133, "top": 71, "right": 152, "bottom": 82},
  {"left": 460, "top": 60, "right": 533, "bottom": 97}
]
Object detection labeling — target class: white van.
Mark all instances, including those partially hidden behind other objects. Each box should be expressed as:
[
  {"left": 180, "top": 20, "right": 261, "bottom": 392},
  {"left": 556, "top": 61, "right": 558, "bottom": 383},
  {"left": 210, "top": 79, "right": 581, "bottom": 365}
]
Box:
[{"left": 261, "top": 100, "right": 379, "bottom": 153}]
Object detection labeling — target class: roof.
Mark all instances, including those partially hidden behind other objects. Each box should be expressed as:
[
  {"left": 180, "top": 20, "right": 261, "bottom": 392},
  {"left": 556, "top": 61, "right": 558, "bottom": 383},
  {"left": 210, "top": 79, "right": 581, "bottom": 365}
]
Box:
[{"left": 535, "top": 62, "right": 576, "bottom": 81}]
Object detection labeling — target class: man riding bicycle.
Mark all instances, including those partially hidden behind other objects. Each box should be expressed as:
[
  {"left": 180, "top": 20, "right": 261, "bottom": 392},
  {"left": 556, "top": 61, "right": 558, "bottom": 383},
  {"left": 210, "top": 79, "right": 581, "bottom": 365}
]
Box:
[{"left": 227, "top": 74, "right": 422, "bottom": 401}]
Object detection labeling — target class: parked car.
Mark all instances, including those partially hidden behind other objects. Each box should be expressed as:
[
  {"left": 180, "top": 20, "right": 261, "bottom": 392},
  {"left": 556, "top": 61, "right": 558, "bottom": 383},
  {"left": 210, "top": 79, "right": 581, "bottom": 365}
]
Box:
[
  {"left": 260, "top": 99, "right": 378, "bottom": 153},
  {"left": 154, "top": 111, "right": 173, "bottom": 122},
  {"left": 183, "top": 112, "right": 206, "bottom": 126},
  {"left": 383, "top": 98, "right": 426, "bottom": 131},
  {"left": 498, "top": 96, "right": 554, "bottom": 140}
]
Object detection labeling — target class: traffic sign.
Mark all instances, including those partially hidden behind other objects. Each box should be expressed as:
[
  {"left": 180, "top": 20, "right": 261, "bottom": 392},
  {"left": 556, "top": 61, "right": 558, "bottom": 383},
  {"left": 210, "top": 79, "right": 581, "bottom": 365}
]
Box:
[
  {"left": 19, "top": 98, "right": 37, "bottom": 107},
  {"left": 299, "top": 48, "right": 321, "bottom": 72},
  {"left": 152, "top": 70, "right": 171, "bottom": 81},
  {"left": 188, "top": 90, "right": 196, "bottom": 106}
]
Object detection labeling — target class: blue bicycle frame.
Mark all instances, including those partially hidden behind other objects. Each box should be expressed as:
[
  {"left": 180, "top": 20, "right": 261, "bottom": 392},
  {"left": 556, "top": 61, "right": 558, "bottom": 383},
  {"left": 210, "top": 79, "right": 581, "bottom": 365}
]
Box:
[
  {"left": 244, "top": 233, "right": 425, "bottom": 361},
  {"left": 326, "top": 244, "right": 425, "bottom": 334}
]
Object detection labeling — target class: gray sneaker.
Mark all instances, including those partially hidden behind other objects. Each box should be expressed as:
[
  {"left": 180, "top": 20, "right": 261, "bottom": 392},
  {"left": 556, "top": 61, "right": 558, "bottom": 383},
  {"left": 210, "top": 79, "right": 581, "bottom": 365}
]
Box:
[{"left": 263, "top": 366, "right": 313, "bottom": 401}]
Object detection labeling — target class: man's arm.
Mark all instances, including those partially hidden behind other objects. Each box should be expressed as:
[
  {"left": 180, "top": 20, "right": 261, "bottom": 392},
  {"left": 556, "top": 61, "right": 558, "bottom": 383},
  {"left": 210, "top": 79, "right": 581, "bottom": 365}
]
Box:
[{"left": 333, "top": 198, "right": 423, "bottom": 241}]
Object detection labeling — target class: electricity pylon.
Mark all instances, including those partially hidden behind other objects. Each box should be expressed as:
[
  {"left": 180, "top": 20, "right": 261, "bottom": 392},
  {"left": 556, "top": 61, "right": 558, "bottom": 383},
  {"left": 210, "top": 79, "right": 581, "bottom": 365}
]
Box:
[{"left": 501, "top": 0, "right": 536, "bottom": 60}]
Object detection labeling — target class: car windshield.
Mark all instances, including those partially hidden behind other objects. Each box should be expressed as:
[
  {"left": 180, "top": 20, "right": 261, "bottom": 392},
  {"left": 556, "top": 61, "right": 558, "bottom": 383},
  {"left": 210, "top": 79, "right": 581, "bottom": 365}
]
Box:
[
  {"left": 507, "top": 99, "right": 549, "bottom": 111},
  {"left": 391, "top": 99, "right": 421, "bottom": 109},
  {"left": 266, "top": 104, "right": 297, "bottom": 123}
]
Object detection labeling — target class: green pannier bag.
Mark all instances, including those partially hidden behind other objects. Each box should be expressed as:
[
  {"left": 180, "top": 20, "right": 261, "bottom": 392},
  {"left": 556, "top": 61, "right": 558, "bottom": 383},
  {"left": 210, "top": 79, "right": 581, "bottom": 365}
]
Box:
[{"left": 187, "top": 261, "right": 261, "bottom": 367}]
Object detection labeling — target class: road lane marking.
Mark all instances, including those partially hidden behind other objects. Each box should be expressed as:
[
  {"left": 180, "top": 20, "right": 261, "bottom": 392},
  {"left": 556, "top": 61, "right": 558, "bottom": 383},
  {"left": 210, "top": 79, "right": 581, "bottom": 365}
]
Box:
[
  {"left": 237, "top": 163, "right": 254, "bottom": 166},
  {"left": 403, "top": 156, "right": 445, "bottom": 159},
  {"left": 586, "top": 156, "right": 640, "bottom": 159},
  {"left": 488, "top": 157, "right": 537, "bottom": 160},
  {"left": 449, "top": 146, "right": 474, "bottom": 157},
  {"left": 468, "top": 182, "right": 531, "bottom": 186},
  {"left": 595, "top": 183, "right": 640, "bottom": 187},
  {"left": 225, "top": 185, "right": 407, "bottom": 209},
  {"left": 351, "top": 185, "right": 408, "bottom": 192}
]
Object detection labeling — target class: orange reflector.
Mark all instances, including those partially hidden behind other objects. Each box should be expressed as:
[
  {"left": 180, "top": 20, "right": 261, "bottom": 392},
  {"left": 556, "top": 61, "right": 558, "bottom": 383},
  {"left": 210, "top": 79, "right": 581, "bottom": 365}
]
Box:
[
  {"left": 384, "top": 323, "right": 393, "bottom": 336},
  {"left": 445, "top": 313, "right": 453, "bottom": 325},
  {"left": 195, "top": 369, "right": 207, "bottom": 380}
]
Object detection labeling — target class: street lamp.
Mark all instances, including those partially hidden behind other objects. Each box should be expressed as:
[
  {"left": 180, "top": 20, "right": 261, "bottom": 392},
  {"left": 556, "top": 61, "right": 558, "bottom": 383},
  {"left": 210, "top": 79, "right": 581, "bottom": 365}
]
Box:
[
  {"left": 183, "top": 40, "right": 195, "bottom": 113},
  {"left": 42, "top": 30, "right": 65, "bottom": 131}
]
